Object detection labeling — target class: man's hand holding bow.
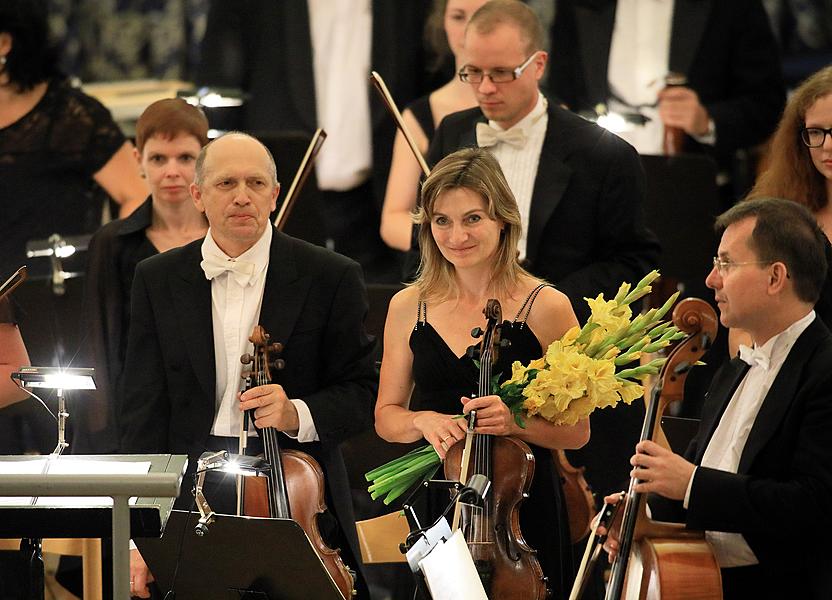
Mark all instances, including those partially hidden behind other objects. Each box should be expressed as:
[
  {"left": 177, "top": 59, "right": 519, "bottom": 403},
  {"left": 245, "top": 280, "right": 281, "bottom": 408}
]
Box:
[
  {"left": 629, "top": 440, "right": 695, "bottom": 500},
  {"left": 239, "top": 384, "right": 299, "bottom": 435}
]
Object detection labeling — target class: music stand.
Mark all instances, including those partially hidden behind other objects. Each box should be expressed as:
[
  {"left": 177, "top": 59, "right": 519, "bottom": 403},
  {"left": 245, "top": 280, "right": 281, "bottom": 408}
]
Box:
[
  {"left": 0, "top": 453, "right": 186, "bottom": 600},
  {"left": 136, "top": 510, "right": 345, "bottom": 600}
]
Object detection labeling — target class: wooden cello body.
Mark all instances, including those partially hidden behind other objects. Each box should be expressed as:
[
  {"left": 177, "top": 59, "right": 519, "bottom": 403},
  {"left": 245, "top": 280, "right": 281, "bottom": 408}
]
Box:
[
  {"left": 444, "top": 299, "right": 549, "bottom": 600},
  {"left": 605, "top": 298, "right": 722, "bottom": 600},
  {"left": 240, "top": 326, "right": 356, "bottom": 599}
]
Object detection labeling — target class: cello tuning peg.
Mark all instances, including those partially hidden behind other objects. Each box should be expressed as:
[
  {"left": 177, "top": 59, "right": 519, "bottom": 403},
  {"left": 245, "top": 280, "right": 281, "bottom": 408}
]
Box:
[
  {"left": 500, "top": 339, "right": 511, "bottom": 348},
  {"left": 466, "top": 345, "right": 479, "bottom": 359},
  {"left": 270, "top": 342, "right": 284, "bottom": 353},
  {"left": 240, "top": 353, "right": 253, "bottom": 365},
  {"left": 272, "top": 358, "right": 285, "bottom": 371},
  {"left": 471, "top": 327, "right": 483, "bottom": 338}
]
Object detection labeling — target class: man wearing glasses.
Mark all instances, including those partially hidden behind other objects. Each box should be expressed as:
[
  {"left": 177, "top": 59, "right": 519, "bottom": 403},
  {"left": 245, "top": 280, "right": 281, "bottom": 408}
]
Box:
[
  {"left": 427, "top": 0, "right": 659, "bottom": 325},
  {"left": 606, "top": 197, "right": 832, "bottom": 599}
]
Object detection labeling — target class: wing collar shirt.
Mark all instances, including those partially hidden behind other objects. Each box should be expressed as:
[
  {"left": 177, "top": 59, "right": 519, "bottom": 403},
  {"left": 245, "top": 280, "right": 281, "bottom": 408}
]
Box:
[
  {"left": 478, "top": 92, "right": 547, "bottom": 260},
  {"left": 308, "top": 0, "right": 373, "bottom": 191},
  {"left": 201, "top": 225, "right": 319, "bottom": 442},
  {"left": 684, "top": 310, "right": 816, "bottom": 567}
]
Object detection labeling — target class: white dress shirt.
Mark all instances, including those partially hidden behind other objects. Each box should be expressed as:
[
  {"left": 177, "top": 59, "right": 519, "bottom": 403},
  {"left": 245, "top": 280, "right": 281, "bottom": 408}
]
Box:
[
  {"left": 202, "top": 225, "right": 318, "bottom": 442},
  {"left": 482, "top": 92, "right": 548, "bottom": 260},
  {"left": 308, "top": 0, "right": 373, "bottom": 191},
  {"left": 684, "top": 310, "right": 816, "bottom": 567}
]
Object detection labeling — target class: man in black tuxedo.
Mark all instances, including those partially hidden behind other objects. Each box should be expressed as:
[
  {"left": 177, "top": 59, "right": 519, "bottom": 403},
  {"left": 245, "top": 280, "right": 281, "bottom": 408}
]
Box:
[
  {"left": 197, "top": 0, "right": 433, "bottom": 282},
  {"left": 119, "top": 133, "right": 376, "bottom": 598},
  {"left": 613, "top": 198, "right": 832, "bottom": 598},
  {"left": 423, "top": 0, "right": 660, "bottom": 513}
]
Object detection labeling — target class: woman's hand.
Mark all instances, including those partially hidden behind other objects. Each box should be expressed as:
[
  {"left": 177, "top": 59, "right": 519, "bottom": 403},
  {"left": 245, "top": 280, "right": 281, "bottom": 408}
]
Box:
[
  {"left": 412, "top": 410, "right": 468, "bottom": 459},
  {"left": 461, "top": 394, "right": 516, "bottom": 437}
]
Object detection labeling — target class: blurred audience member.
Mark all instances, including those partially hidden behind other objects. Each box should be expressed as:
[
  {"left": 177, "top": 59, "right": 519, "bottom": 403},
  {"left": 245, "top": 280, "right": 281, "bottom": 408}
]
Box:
[
  {"left": 746, "top": 65, "right": 832, "bottom": 324},
  {"left": 0, "top": 0, "right": 148, "bottom": 277},
  {"left": 548, "top": 0, "right": 785, "bottom": 201},
  {"left": 380, "top": 0, "right": 487, "bottom": 252},
  {"left": 79, "top": 98, "right": 209, "bottom": 454},
  {"left": 197, "top": 0, "right": 432, "bottom": 282}
]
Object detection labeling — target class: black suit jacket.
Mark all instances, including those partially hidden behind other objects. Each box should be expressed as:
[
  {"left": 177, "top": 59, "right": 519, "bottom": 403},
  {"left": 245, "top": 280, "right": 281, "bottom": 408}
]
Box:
[
  {"left": 548, "top": 0, "right": 785, "bottom": 163},
  {"left": 427, "top": 101, "right": 661, "bottom": 324},
  {"left": 197, "top": 0, "right": 432, "bottom": 206},
  {"left": 654, "top": 317, "right": 832, "bottom": 597},
  {"left": 119, "top": 229, "right": 377, "bottom": 564}
]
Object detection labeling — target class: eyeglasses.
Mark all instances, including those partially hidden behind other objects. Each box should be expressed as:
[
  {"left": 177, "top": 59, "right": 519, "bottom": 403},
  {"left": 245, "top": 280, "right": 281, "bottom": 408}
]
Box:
[
  {"left": 712, "top": 257, "right": 772, "bottom": 275},
  {"left": 458, "top": 51, "right": 540, "bottom": 84},
  {"left": 800, "top": 127, "right": 832, "bottom": 148}
]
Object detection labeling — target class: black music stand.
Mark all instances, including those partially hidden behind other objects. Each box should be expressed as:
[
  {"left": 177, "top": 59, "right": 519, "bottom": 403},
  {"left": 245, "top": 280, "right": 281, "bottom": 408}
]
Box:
[{"left": 137, "top": 510, "right": 345, "bottom": 600}]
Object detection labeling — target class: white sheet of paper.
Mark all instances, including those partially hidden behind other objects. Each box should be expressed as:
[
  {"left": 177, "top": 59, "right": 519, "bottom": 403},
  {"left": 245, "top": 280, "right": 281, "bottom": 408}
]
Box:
[
  {"left": 0, "top": 458, "right": 152, "bottom": 506},
  {"left": 419, "top": 529, "right": 488, "bottom": 600}
]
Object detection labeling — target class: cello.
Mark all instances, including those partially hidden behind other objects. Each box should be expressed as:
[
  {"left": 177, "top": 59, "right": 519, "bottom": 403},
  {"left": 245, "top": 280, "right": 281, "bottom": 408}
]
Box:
[
  {"left": 239, "top": 325, "right": 356, "bottom": 599},
  {"left": 444, "top": 299, "right": 549, "bottom": 600},
  {"left": 604, "top": 298, "right": 722, "bottom": 600}
]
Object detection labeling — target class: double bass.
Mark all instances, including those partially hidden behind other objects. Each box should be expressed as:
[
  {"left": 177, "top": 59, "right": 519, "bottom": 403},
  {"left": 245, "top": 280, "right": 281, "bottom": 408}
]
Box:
[
  {"left": 239, "top": 325, "right": 356, "bottom": 599},
  {"left": 604, "top": 298, "right": 722, "bottom": 600},
  {"left": 444, "top": 299, "right": 549, "bottom": 599}
]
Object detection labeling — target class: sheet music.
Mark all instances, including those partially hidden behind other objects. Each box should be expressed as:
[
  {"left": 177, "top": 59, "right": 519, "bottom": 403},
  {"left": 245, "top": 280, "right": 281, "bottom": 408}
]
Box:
[
  {"left": 419, "top": 529, "right": 488, "bottom": 600},
  {"left": 0, "top": 458, "right": 152, "bottom": 506}
]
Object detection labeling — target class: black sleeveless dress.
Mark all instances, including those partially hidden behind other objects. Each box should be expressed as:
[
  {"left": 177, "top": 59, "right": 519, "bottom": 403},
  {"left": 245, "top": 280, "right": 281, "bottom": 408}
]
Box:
[{"left": 409, "top": 285, "right": 574, "bottom": 599}]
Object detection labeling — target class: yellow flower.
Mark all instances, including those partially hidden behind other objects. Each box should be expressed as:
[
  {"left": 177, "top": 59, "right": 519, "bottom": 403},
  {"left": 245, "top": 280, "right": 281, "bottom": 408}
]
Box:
[
  {"left": 585, "top": 294, "right": 632, "bottom": 339},
  {"left": 618, "top": 380, "right": 644, "bottom": 404}
]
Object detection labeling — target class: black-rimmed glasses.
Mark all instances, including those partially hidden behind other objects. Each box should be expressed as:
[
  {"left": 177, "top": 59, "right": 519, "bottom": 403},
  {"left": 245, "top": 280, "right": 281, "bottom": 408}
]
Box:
[
  {"left": 800, "top": 127, "right": 832, "bottom": 148},
  {"left": 458, "top": 51, "right": 540, "bottom": 84}
]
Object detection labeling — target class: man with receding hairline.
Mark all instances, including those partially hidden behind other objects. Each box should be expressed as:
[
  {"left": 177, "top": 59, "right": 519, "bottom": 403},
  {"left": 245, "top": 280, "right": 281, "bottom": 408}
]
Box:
[{"left": 120, "top": 132, "right": 374, "bottom": 598}]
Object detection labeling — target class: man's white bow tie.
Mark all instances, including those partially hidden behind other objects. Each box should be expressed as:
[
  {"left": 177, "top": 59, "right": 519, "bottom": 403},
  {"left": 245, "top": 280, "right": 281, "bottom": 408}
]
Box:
[
  {"left": 476, "top": 122, "right": 527, "bottom": 148},
  {"left": 738, "top": 344, "right": 770, "bottom": 370},
  {"left": 200, "top": 256, "right": 257, "bottom": 286}
]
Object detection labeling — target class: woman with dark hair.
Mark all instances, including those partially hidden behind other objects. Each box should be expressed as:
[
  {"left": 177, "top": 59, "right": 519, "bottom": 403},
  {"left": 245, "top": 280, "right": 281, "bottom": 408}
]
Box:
[
  {"left": 375, "top": 147, "right": 589, "bottom": 597},
  {"left": 79, "top": 98, "right": 210, "bottom": 454},
  {"left": 0, "top": 0, "right": 148, "bottom": 275},
  {"left": 746, "top": 65, "right": 832, "bottom": 324},
  {"left": 380, "top": 0, "right": 489, "bottom": 252}
]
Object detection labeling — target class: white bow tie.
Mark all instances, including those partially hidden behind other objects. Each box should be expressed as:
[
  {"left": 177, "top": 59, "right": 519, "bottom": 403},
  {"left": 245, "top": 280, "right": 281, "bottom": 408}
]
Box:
[
  {"left": 476, "top": 122, "right": 527, "bottom": 148},
  {"left": 200, "top": 255, "right": 258, "bottom": 286},
  {"left": 738, "top": 344, "right": 770, "bottom": 370}
]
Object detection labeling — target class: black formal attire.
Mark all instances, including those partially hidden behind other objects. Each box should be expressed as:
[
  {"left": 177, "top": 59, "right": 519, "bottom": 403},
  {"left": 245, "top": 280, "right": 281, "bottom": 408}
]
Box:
[
  {"left": 76, "top": 197, "right": 156, "bottom": 454},
  {"left": 425, "top": 102, "right": 661, "bottom": 501},
  {"left": 119, "top": 229, "right": 377, "bottom": 595},
  {"left": 548, "top": 0, "right": 785, "bottom": 169},
  {"left": 197, "top": 1, "right": 433, "bottom": 281},
  {"left": 0, "top": 77, "right": 126, "bottom": 278},
  {"left": 410, "top": 287, "right": 573, "bottom": 599},
  {"left": 407, "top": 95, "right": 435, "bottom": 141},
  {"left": 652, "top": 316, "right": 832, "bottom": 599}
]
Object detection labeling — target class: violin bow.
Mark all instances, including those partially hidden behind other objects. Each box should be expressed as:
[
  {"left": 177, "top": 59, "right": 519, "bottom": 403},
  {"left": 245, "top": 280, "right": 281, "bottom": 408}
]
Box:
[
  {"left": 369, "top": 71, "right": 431, "bottom": 177},
  {"left": 0, "top": 266, "right": 27, "bottom": 303},
  {"left": 273, "top": 128, "right": 327, "bottom": 230}
]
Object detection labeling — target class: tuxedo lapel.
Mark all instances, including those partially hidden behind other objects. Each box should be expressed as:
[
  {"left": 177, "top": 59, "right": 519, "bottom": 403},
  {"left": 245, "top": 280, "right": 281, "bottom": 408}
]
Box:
[
  {"left": 693, "top": 357, "right": 749, "bottom": 464},
  {"left": 526, "top": 108, "right": 574, "bottom": 264},
  {"left": 669, "top": 0, "right": 712, "bottom": 77},
  {"left": 738, "top": 320, "right": 824, "bottom": 472},
  {"left": 283, "top": 0, "right": 317, "bottom": 131},
  {"left": 574, "top": 0, "right": 616, "bottom": 104},
  {"left": 170, "top": 243, "right": 215, "bottom": 401},
  {"left": 257, "top": 231, "right": 314, "bottom": 360}
]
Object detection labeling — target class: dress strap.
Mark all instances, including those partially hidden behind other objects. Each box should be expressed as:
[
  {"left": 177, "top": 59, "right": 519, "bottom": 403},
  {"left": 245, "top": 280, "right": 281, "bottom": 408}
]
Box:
[
  {"left": 416, "top": 300, "right": 427, "bottom": 327},
  {"left": 513, "top": 283, "right": 550, "bottom": 325}
]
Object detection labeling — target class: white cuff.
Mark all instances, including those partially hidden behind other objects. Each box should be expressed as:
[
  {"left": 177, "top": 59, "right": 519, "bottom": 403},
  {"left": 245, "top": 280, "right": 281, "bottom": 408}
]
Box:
[
  {"left": 692, "top": 119, "right": 716, "bottom": 146},
  {"left": 683, "top": 466, "right": 697, "bottom": 509},
  {"left": 286, "top": 399, "right": 320, "bottom": 442}
]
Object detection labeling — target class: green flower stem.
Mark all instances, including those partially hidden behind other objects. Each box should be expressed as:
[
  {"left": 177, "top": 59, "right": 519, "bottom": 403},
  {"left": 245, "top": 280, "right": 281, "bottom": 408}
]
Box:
[
  {"left": 364, "top": 445, "right": 435, "bottom": 481},
  {"left": 368, "top": 451, "right": 438, "bottom": 495},
  {"left": 654, "top": 291, "right": 681, "bottom": 321}
]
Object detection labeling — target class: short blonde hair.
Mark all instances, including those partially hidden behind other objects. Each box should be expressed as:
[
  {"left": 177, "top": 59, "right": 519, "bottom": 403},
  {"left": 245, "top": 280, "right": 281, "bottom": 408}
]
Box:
[
  {"left": 467, "top": 0, "right": 544, "bottom": 55},
  {"left": 412, "top": 147, "right": 535, "bottom": 300}
]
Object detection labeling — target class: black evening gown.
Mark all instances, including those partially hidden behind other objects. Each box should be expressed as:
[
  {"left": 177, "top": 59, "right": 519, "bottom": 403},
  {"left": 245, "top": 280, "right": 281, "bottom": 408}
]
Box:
[{"left": 409, "top": 288, "right": 575, "bottom": 599}]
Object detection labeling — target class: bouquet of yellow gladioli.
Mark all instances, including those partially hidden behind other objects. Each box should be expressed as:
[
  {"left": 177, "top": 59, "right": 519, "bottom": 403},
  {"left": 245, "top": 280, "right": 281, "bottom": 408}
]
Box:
[{"left": 366, "top": 271, "right": 686, "bottom": 505}]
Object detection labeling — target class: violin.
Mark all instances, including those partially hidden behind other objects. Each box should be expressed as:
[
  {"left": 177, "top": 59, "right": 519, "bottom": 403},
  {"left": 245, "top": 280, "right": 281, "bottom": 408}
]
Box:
[
  {"left": 555, "top": 449, "right": 596, "bottom": 544},
  {"left": 604, "top": 298, "right": 722, "bottom": 600},
  {"left": 239, "top": 325, "right": 356, "bottom": 599},
  {"left": 444, "top": 299, "right": 549, "bottom": 599}
]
